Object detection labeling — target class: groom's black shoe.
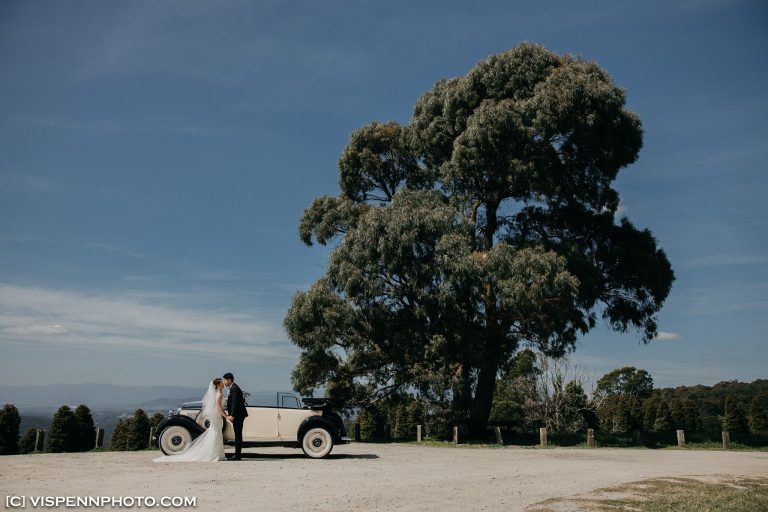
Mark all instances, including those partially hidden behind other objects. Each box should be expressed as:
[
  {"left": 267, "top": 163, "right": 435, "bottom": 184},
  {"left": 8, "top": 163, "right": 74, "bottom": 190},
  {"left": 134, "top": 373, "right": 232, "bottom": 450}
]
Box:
[{"left": 226, "top": 455, "right": 241, "bottom": 461}]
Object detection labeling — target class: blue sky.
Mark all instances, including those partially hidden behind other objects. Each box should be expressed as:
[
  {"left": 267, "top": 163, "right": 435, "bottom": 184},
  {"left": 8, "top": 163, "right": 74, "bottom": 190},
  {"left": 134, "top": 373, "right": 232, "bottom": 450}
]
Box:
[{"left": 1, "top": 0, "right": 766, "bottom": 393}]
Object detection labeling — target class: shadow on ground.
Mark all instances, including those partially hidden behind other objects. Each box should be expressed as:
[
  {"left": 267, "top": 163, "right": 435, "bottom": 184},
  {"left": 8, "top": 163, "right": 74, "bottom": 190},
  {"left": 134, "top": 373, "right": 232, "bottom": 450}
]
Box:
[{"left": 226, "top": 453, "right": 379, "bottom": 461}]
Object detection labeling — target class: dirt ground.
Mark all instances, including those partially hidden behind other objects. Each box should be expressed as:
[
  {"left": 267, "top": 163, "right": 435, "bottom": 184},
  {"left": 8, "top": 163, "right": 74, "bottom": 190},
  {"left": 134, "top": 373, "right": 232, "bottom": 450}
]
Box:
[{"left": 2, "top": 444, "right": 767, "bottom": 511}]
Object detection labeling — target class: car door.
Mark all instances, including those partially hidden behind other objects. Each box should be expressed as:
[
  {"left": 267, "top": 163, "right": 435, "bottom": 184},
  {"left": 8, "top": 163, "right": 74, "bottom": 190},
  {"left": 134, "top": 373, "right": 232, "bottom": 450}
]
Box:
[
  {"left": 276, "top": 392, "right": 316, "bottom": 441},
  {"left": 242, "top": 406, "right": 279, "bottom": 440}
]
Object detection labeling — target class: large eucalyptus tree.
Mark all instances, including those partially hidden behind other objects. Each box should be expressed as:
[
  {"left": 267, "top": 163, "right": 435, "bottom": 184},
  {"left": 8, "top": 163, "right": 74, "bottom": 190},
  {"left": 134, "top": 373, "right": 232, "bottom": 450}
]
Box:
[{"left": 285, "top": 43, "right": 674, "bottom": 437}]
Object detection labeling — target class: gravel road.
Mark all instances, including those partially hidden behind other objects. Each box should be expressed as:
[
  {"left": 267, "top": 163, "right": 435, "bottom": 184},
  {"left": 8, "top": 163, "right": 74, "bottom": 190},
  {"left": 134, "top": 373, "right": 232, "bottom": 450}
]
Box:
[{"left": 2, "top": 444, "right": 767, "bottom": 511}]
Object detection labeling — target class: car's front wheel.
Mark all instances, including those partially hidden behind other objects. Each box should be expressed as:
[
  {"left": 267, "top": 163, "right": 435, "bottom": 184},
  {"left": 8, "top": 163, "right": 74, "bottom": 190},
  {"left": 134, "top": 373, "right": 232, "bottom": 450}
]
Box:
[
  {"left": 158, "top": 425, "right": 193, "bottom": 455},
  {"left": 301, "top": 427, "right": 334, "bottom": 459}
]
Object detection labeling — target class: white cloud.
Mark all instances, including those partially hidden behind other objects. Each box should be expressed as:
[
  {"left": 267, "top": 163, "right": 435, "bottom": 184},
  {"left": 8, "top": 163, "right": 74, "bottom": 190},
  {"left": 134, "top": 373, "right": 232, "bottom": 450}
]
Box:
[
  {"left": 0, "top": 284, "right": 296, "bottom": 362},
  {"left": 652, "top": 331, "right": 681, "bottom": 342},
  {"left": 3, "top": 324, "right": 68, "bottom": 335}
]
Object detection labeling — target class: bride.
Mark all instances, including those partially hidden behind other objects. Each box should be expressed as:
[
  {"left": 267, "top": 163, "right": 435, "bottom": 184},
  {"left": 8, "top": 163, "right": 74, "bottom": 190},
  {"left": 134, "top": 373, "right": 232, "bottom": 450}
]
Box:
[{"left": 153, "top": 378, "right": 226, "bottom": 462}]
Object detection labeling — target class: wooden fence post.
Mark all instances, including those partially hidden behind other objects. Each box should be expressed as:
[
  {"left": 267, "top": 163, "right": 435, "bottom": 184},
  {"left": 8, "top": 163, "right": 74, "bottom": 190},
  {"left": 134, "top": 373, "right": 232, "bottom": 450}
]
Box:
[
  {"left": 633, "top": 429, "right": 642, "bottom": 444},
  {"left": 453, "top": 426, "right": 459, "bottom": 444},
  {"left": 494, "top": 426, "right": 503, "bottom": 446},
  {"left": 676, "top": 429, "right": 685, "bottom": 448},
  {"left": 34, "top": 429, "right": 45, "bottom": 452},
  {"left": 95, "top": 428, "right": 104, "bottom": 449},
  {"left": 417, "top": 425, "right": 422, "bottom": 442},
  {"left": 539, "top": 427, "right": 547, "bottom": 447},
  {"left": 353, "top": 423, "right": 361, "bottom": 442},
  {"left": 722, "top": 431, "right": 730, "bottom": 450},
  {"left": 148, "top": 426, "right": 155, "bottom": 447},
  {"left": 587, "top": 428, "right": 595, "bottom": 447}
]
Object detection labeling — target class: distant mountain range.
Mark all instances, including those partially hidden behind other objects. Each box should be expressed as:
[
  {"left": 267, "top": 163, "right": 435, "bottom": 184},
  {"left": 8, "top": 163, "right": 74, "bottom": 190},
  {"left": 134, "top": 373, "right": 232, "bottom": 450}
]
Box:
[
  {"left": 136, "top": 396, "right": 202, "bottom": 409},
  {"left": 0, "top": 383, "right": 296, "bottom": 412},
  {"left": 0, "top": 382, "right": 206, "bottom": 410}
]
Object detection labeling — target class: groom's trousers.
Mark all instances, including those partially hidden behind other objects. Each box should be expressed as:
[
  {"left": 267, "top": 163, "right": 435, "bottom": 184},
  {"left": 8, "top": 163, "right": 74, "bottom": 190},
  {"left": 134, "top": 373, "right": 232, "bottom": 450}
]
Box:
[{"left": 233, "top": 416, "right": 245, "bottom": 456}]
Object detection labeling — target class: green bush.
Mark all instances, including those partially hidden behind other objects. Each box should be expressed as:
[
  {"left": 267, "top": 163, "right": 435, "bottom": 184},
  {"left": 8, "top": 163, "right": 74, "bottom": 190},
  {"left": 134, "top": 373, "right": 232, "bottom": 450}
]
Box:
[{"left": 425, "top": 414, "right": 453, "bottom": 441}]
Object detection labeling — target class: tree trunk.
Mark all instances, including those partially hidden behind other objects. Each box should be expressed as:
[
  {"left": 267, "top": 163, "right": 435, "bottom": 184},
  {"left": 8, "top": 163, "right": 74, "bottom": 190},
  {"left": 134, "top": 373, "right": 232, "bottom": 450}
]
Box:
[
  {"left": 452, "top": 359, "right": 473, "bottom": 422},
  {"left": 468, "top": 349, "right": 500, "bottom": 438},
  {"left": 466, "top": 198, "right": 502, "bottom": 439},
  {"left": 481, "top": 199, "right": 499, "bottom": 253}
]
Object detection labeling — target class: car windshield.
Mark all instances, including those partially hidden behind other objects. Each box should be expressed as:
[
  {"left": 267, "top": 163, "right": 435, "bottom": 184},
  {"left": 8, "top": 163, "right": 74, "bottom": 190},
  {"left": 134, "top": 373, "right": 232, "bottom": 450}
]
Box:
[{"left": 280, "top": 394, "right": 301, "bottom": 409}]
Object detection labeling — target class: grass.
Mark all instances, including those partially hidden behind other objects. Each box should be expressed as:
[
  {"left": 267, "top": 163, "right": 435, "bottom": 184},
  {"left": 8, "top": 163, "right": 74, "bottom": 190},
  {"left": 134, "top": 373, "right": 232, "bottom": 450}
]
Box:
[
  {"left": 676, "top": 442, "right": 768, "bottom": 452},
  {"left": 392, "top": 438, "right": 505, "bottom": 448},
  {"left": 361, "top": 438, "right": 768, "bottom": 451},
  {"left": 356, "top": 429, "right": 768, "bottom": 448},
  {"left": 529, "top": 476, "right": 768, "bottom": 512}
]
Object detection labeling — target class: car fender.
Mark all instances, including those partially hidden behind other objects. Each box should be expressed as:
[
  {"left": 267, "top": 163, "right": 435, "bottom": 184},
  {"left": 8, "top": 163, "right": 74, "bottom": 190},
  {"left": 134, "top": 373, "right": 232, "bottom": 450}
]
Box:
[
  {"left": 297, "top": 416, "right": 340, "bottom": 443},
  {"left": 155, "top": 414, "right": 205, "bottom": 440}
]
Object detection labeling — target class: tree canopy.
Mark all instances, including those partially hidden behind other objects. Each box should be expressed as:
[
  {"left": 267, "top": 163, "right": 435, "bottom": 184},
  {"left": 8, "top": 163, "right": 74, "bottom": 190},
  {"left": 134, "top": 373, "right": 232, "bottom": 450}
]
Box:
[
  {"left": 595, "top": 367, "right": 654, "bottom": 400},
  {"left": 285, "top": 43, "right": 674, "bottom": 437},
  {"left": 0, "top": 404, "right": 21, "bottom": 455},
  {"left": 48, "top": 405, "right": 79, "bottom": 453},
  {"left": 126, "top": 409, "right": 150, "bottom": 451},
  {"left": 73, "top": 404, "right": 95, "bottom": 452},
  {"left": 18, "top": 427, "right": 37, "bottom": 454}
]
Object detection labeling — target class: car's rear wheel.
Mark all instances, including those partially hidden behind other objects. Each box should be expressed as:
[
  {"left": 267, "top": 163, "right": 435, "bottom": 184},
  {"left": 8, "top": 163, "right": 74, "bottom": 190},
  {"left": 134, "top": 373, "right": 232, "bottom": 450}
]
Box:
[
  {"left": 301, "top": 427, "right": 333, "bottom": 459},
  {"left": 159, "top": 425, "right": 193, "bottom": 455}
]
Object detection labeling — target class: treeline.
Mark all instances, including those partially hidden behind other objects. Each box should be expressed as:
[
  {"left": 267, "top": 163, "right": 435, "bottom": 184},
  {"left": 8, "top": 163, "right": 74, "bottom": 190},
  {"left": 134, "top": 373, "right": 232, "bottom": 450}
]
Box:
[
  {"left": 109, "top": 409, "right": 165, "bottom": 451},
  {"left": 351, "top": 351, "right": 768, "bottom": 442},
  {"left": 0, "top": 403, "right": 164, "bottom": 454},
  {"left": 593, "top": 371, "right": 767, "bottom": 436},
  {"left": 655, "top": 379, "right": 768, "bottom": 433},
  {"left": 356, "top": 395, "right": 425, "bottom": 441}
]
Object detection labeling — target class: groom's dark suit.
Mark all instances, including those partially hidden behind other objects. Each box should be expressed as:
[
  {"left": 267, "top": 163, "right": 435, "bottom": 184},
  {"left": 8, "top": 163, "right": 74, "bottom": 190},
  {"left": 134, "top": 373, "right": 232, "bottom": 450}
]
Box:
[{"left": 226, "top": 383, "right": 248, "bottom": 458}]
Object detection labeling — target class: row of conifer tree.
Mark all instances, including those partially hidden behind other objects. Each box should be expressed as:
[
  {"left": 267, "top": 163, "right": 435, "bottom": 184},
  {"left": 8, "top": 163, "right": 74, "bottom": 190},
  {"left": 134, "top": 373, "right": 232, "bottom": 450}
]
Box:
[{"left": 0, "top": 404, "right": 165, "bottom": 454}]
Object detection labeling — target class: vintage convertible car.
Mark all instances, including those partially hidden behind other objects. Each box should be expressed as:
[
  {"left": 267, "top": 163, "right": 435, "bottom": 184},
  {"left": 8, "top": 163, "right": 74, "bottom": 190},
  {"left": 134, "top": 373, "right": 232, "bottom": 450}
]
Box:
[{"left": 154, "top": 391, "right": 350, "bottom": 459}]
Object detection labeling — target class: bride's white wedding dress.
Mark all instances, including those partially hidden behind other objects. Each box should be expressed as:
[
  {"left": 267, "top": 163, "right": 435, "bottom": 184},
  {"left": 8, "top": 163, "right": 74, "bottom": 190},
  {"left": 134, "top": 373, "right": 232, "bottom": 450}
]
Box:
[{"left": 153, "top": 382, "right": 225, "bottom": 462}]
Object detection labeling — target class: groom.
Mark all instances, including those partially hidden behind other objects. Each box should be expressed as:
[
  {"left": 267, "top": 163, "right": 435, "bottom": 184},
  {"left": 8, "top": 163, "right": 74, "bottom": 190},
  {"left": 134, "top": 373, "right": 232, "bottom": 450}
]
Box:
[{"left": 223, "top": 372, "right": 248, "bottom": 461}]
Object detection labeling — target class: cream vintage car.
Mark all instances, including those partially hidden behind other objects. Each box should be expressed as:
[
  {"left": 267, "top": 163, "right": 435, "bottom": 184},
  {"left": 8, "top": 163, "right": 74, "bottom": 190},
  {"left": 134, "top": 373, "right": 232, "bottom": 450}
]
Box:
[{"left": 154, "top": 391, "right": 350, "bottom": 459}]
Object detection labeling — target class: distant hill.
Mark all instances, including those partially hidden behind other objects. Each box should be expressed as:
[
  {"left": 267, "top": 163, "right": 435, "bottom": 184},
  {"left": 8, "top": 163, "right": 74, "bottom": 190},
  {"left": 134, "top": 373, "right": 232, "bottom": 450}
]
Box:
[
  {"left": 0, "top": 382, "right": 206, "bottom": 409},
  {"left": 0, "top": 383, "right": 302, "bottom": 411},
  {"left": 136, "top": 397, "right": 202, "bottom": 409}
]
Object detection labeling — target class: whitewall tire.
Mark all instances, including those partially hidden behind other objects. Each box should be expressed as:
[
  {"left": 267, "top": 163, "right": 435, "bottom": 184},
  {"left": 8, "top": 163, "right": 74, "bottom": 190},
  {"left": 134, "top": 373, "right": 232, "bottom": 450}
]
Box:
[
  {"left": 159, "top": 426, "right": 192, "bottom": 455},
  {"left": 301, "top": 427, "right": 334, "bottom": 459}
]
